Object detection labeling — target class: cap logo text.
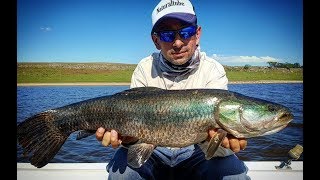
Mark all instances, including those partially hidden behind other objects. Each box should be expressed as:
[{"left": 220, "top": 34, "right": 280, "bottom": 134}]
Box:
[{"left": 157, "top": 0, "right": 185, "bottom": 13}]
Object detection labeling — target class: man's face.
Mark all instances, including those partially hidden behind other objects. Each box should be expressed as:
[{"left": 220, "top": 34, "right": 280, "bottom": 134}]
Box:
[{"left": 152, "top": 19, "right": 201, "bottom": 65}]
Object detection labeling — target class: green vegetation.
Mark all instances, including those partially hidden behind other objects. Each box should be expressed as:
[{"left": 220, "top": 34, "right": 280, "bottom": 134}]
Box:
[
  {"left": 267, "top": 61, "right": 302, "bottom": 68},
  {"left": 224, "top": 66, "right": 302, "bottom": 81},
  {"left": 17, "top": 63, "right": 135, "bottom": 83},
  {"left": 17, "top": 62, "right": 303, "bottom": 83}
]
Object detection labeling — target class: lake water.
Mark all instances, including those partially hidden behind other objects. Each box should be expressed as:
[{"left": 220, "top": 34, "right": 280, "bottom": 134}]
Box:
[{"left": 17, "top": 83, "right": 303, "bottom": 163}]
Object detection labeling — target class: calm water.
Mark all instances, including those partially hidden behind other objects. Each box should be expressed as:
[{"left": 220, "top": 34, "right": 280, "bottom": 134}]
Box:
[{"left": 17, "top": 83, "right": 303, "bottom": 163}]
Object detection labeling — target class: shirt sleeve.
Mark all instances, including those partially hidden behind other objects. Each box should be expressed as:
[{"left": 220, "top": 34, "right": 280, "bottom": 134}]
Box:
[
  {"left": 206, "top": 62, "right": 229, "bottom": 90},
  {"left": 130, "top": 65, "right": 147, "bottom": 88},
  {"left": 206, "top": 73, "right": 228, "bottom": 90}
]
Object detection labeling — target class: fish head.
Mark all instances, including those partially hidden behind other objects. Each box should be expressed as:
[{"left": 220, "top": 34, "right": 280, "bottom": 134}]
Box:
[{"left": 216, "top": 94, "right": 293, "bottom": 138}]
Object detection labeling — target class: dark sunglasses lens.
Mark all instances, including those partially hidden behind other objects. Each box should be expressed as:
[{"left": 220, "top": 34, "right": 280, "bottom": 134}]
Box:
[
  {"left": 158, "top": 26, "right": 197, "bottom": 42},
  {"left": 179, "top": 26, "right": 197, "bottom": 39},
  {"left": 160, "top": 32, "right": 175, "bottom": 42}
]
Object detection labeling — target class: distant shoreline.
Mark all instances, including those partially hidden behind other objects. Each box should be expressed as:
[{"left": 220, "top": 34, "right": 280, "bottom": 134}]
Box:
[{"left": 17, "top": 80, "right": 303, "bottom": 86}]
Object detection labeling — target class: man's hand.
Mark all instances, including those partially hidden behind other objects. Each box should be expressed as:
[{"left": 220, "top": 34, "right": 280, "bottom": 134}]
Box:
[
  {"left": 208, "top": 129, "right": 247, "bottom": 153},
  {"left": 95, "top": 127, "right": 138, "bottom": 148}
]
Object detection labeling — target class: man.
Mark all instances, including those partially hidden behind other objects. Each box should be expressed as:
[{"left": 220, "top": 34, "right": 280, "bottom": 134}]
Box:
[{"left": 96, "top": 0, "right": 250, "bottom": 179}]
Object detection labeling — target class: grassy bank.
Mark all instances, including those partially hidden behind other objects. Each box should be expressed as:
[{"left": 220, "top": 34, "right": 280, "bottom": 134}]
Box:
[
  {"left": 224, "top": 66, "right": 302, "bottom": 81},
  {"left": 17, "top": 63, "right": 135, "bottom": 83},
  {"left": 17, "top": 62, "right": 303, "bottom": 83}
]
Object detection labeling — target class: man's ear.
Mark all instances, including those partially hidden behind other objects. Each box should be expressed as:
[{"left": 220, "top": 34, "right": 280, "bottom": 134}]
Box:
[
  {"left": 152, "top": 35, "right": 161, "bottom": 50},
  {"left": 196, "top": 26, "right": 202, "bottom": 46}
]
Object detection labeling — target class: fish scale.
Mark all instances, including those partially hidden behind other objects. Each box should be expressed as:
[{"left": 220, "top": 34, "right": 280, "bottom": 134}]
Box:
[
  {"left": 17, "top": 86, "right": 293, "bottom": 168},
  {"left": 113, "top": 91, "right": 217, "bottom": 146}
]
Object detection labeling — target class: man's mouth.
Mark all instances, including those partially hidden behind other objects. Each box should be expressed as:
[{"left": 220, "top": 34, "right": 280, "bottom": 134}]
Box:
[{"left": 172, "top": 51, "right": 186, "bottom": 56}]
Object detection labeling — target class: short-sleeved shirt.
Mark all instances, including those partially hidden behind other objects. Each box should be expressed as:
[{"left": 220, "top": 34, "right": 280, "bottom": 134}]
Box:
[{"left": 130, "top": 51, "right": 233, "bottom": 157}]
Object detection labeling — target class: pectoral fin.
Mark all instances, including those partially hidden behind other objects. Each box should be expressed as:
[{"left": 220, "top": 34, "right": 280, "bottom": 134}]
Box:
[
  {"left": 198, "top": 129, "right": 228, "bottom": 160},
  {"left": 127, "top": 143, "right": 155, "bottom": 168}
]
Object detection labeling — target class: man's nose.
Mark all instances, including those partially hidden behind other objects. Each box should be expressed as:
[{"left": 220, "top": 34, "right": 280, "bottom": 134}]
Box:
[{"left": 172, "top": 33, "right": 184, "bottom": 48}]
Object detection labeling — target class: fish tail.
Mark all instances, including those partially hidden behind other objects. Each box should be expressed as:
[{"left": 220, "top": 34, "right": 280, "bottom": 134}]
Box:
[{"left": 17, "top": 111, "right": 69, "bottom": 168}]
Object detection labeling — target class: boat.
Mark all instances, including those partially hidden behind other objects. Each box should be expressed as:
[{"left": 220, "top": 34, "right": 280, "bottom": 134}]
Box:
[{"left": 17, "top": 161, "right": 303, "bottom": 180}]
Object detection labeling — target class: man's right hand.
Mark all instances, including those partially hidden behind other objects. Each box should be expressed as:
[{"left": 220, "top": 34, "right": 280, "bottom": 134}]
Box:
[{"left": 95, "top": 127, "right": 138, "bottom": 148}]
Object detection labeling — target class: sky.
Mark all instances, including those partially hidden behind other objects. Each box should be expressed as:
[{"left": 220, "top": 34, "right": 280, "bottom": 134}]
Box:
[{"left": 17, "top": 0, "right": 303, "bottom": 66}]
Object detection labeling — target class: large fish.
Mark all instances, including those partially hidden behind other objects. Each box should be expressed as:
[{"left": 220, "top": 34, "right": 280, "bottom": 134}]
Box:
[{"left": 17, "top": 87, "right": 293, "bottom": 168}]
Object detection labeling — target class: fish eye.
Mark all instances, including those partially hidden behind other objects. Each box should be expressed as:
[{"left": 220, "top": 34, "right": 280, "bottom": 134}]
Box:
[{"left": 268, "top": 105, "right": 277, "bottom": 112}]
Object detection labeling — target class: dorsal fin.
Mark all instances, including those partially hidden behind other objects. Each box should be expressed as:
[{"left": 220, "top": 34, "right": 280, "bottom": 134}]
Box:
[{"left": 114, "top": 87, "right": 165, "bottom": 96}]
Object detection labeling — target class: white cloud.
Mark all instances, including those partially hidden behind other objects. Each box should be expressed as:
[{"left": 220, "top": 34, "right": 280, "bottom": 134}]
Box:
[
  {"left": 212, "top": 54, "right": 284, "bottom": 66},
  {"left": 40, "top": 26, "right": 52, "bottom": 32}
]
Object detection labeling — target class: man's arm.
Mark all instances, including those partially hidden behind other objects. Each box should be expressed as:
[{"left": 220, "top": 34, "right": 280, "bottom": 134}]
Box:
[{"left": 130, "top": 65, "right": 148, "bottom": 89}]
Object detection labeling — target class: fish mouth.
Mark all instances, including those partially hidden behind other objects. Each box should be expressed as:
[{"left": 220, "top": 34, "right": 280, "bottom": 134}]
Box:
[
  {"left": 279, "top": 111, "right": 294, "bottom": 123},
  {"left": 262, "top": 111, "right": 293, "bottom": 134},
  {"left": 238, "top": 110, "right": 293, "bottom": 135},
  {"left": 259, "top": 123, "right": 289, "bottom": 136},
  {"left": 272, "top": 111, "right": 293, "bottom": 129}
]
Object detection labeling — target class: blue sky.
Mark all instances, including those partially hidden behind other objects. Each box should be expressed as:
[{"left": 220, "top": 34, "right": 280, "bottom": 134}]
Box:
[{"left": 17, "top": 0, "right": 303, "bottom": 66}]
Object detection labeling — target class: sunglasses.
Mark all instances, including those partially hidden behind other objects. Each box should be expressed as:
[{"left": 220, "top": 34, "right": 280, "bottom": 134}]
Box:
[{"left": 154, "top": 25, "right": 198, "bottom": 43}]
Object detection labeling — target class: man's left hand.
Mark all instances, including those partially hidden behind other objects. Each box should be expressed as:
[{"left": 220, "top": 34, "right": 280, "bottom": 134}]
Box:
[{"left": 208, "top": 129, "right": 247, "bottom": 153}]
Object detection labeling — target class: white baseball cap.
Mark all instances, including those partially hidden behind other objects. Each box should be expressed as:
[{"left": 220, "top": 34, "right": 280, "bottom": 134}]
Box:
[{"left": 151, "top": 0, "right": 197, "bottom": 33}]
